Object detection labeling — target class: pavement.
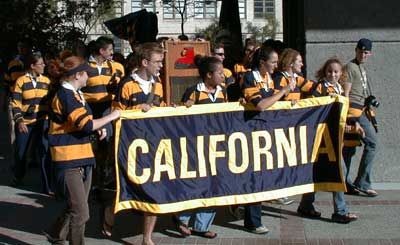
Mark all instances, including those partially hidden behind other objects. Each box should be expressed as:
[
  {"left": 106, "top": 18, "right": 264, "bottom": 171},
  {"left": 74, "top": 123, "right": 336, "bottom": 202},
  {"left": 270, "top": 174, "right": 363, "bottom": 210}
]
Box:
[{"left": 1, "top": 109, "right": 400, "bottom": 245}]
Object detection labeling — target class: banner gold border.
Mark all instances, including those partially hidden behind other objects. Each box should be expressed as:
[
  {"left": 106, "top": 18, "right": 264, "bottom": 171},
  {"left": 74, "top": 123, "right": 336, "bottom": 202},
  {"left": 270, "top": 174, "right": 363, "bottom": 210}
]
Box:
[{"left": 114, "top": 96, "right": 349, "bottom": 214}]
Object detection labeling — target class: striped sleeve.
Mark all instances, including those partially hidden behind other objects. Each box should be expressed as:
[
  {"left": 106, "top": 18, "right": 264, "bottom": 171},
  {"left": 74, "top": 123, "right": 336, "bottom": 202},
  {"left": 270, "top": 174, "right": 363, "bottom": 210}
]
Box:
[
  {"left": 11, "top": 77, "right": 24, "bottom": 122},
  {"left": 242, "top": 72, "right": 263, "bottom": 106},
  {"left": 64, "top": 94, "right": 93, "bottom": 133}
]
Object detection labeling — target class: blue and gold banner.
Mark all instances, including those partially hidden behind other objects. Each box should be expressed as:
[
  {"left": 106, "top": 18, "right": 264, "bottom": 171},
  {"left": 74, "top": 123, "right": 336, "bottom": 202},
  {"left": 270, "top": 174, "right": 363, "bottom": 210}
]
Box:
[{"left": 114, "top": 96, "right": 348, "bottom": 214}]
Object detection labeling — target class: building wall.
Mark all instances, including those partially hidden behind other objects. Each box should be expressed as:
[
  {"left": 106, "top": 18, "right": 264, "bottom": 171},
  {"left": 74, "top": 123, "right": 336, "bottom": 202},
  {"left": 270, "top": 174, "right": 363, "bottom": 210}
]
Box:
[
  {"left": 87, "top": 0, "right": 283, "bottom": 55},
  {"left": 297, "top": 0, "right": 400, "bottom": 183}
]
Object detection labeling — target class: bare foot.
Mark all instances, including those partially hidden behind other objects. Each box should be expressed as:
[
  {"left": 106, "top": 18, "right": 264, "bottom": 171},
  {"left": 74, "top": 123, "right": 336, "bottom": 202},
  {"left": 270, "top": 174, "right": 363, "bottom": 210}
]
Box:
[{"left": 142, "top": 240, "right": 154, "bottom": 245}]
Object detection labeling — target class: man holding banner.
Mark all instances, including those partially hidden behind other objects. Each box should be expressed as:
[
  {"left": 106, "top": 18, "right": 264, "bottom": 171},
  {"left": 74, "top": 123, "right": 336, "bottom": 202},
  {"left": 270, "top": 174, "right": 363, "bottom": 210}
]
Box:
[{"left": 112, "top": 42, "right": 165, "bottom": 245}]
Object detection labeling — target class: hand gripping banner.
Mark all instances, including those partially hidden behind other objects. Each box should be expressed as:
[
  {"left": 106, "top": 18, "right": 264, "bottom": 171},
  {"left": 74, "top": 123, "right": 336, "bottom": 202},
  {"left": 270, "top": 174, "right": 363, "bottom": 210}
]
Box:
[{"left": 114, "top": 96, "right": 349, "bottom": 214}]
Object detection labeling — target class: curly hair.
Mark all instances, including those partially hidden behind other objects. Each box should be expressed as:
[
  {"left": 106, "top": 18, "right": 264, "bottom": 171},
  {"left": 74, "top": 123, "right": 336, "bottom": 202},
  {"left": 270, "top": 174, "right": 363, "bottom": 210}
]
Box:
[{"left": 315, "top": 57, "right": 348, "bottom": 83}]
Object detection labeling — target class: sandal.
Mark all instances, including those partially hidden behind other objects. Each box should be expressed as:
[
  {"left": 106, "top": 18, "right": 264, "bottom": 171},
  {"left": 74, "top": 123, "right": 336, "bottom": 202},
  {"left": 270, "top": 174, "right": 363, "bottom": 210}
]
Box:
[
  {"left": 102, "top": 221, "right": 113, "bottom": 238},
  {"left": 101, "top": 206, "right": 114, "bottom": 238},
  {"left": 172, "top": 215, "right": 191, "bottom": 237},
  {"left": 331, "top": 213, "right": 358, "bottom": 224},
  {"left": 354, "top": 187, "right": 378, "bottom": 197},
  {"left": 192, "top": 230, "right": 217, "bottom": 239}
]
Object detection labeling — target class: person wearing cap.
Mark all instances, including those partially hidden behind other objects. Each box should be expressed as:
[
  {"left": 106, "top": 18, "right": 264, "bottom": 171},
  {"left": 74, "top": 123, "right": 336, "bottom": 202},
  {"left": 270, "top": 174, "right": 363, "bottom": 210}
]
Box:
[
  {"left": 44, "top": 56, "right": 120, "bottom": 244},
  {"left": 342, "top": 38, "right": 379, "bottom": 197}
]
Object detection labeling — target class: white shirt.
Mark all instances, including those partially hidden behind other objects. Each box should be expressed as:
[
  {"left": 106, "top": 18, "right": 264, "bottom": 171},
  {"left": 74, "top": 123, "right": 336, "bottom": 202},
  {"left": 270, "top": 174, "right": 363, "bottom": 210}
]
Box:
[
  {"left": 196, "top": 82, "right": 223, "bottom": 102},
  {"left": 62, "top": 81, "right": 86, "bottom": 105},
  {"left": 252, "top": 70, "right": 272, "bottom": 92},
  {"left": 132, "top": 73, "right": 155, "bottom": 95}
]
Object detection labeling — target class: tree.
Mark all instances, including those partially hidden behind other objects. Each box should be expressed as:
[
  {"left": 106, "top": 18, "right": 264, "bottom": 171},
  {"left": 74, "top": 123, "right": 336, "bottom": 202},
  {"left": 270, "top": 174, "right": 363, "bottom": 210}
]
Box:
[
  {"left": 195, "top": 20, "right": 220, "bottom": 43},
  {"left": 245, "top": 16, "right": 278, "bottom": 42},
  {"left": 0, "top": 0, "right": 121, "bottom": 57},
  {"left": 162, "top": 0, "right": 193, "bottom": 37},
  {"left": 0, "top": 0, "right": 67, "bottom": 55},
  {"left": 61, "top": 0, "right": 121, "bottom": 42}
]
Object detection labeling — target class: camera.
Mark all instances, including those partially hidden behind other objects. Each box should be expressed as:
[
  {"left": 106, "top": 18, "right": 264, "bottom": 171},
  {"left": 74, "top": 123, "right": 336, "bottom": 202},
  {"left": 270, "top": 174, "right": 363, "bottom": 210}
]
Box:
[
  {"left": 26, "top": 104, "right": 36, "bottom": 114},
  {"left": 364, "top": 95, "right": 379, "bottom": 108}
]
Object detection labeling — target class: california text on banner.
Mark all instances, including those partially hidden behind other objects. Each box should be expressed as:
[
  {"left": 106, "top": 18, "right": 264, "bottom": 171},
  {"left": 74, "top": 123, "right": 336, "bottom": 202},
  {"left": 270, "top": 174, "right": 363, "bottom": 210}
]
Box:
[{"left": 114, "top": 96, "right": 349, "bottom": 214}]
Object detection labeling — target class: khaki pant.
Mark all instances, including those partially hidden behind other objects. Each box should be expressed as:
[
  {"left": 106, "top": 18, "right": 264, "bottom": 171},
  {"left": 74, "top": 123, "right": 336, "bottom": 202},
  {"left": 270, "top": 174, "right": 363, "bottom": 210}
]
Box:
[{"left": 46, "top": 167, "right": 92, "bottom": 245}]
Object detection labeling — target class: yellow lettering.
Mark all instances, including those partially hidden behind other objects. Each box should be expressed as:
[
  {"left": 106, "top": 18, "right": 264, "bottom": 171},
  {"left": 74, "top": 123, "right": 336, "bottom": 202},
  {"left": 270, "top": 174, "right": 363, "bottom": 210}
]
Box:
[
  {"left": 179, "top": 137, "right": 196, "bottom": 179},
  {"left": 209, "top": 134, "right": 226, "bottom": 176},
  {"left": 311, "top": 123, "right": 336, "bottom": 162},
  {"left": 197, "top": 136, "right": 207, "bottom": 177},
  {"left": 299, "top": 126, "right": 308, "bottom": 164},
  {"left": 228, "top": 132, "right": 249, "bottom": 174},
  {"left": 275, "top": 127, "right": 297, "bottom": 168},
  {"left": 127, "top": 139, "right": 151, "bottom": 184},
  {"left": 252, "top": 130, "right": 273, "bottom": 171},
  {"left": 153, "top": 139, "right": 176, "bottom": 182}
]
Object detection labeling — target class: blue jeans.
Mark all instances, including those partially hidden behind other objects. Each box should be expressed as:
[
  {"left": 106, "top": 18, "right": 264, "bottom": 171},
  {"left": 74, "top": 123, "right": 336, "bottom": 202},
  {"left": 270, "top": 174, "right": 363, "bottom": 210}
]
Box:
[
  {"left": 244, "top": 203, "right": 262, "bottom": 229},
  {"left": 343, "top": 112, "right": 378, "bottom": 191},
  {"left": 14, "top": 120, "right": 51, "bottom": 193},
  {"left": 40, "top": 121, "right": 53, "bottom": 194},
  {"left": 299, "top": 161, "right": 349, "bottom": 215},
  {"left": 177, "top": 208, "right": 216, "bottom": 232},
  {"left": 14, "top": 122, "right": 44, "bottom": 180}
]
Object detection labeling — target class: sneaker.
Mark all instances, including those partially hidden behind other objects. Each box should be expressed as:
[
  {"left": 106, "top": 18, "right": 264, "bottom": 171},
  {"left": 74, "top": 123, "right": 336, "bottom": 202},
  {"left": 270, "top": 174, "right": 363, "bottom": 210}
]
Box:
[
  {"left": 331, "top": 213, "right": 358, "bottom": 224},
  {"left": 270, "top": 197, "right": 294, "bottom": 205},
  {"left": 248, "top": 225, "right": 269, "bottom": 234}
]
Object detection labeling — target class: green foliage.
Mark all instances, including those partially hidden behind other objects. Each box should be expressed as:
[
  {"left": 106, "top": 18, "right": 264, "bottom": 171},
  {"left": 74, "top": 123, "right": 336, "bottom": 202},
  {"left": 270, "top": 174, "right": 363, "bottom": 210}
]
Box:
[
  {"left": 194, "top": 20, "right": 220, "bottom": 43},
  {"left": 62, "top": 0, "right": 120, "bottom": 41},
  {"left": 0, "top": 0, "right": 120, "bottom": 57},
  {"left": 245, "top": 16, "right": 278, "bottom": 43}
]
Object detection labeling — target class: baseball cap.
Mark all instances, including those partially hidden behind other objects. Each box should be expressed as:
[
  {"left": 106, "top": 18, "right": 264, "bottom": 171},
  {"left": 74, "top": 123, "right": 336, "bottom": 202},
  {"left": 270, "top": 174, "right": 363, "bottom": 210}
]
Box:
[{"left": 356, "top": 38, "right": 372, "bottom": 51}]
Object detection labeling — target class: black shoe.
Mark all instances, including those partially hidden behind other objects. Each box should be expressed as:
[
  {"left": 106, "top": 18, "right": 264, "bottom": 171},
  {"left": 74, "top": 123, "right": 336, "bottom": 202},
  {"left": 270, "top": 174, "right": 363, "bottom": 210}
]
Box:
[
  {"left": 297, "top": 207, "right": 321, "bottom": 218},
  {"left": 331, "top": 213, "right": 358, "bottom": 224}
]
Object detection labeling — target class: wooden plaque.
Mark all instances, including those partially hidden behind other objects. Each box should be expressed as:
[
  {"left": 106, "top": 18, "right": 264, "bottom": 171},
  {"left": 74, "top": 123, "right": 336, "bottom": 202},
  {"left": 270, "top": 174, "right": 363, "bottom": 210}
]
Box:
[{"left": 163, "top": 40, "right": 211, "bottom": 105}]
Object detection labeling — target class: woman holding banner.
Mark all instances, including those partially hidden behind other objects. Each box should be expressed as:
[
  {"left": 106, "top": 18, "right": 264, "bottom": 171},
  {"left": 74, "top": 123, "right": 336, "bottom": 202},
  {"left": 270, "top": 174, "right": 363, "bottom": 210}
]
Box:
[
  {"left": 241, "top": 46, "right": 295, "bottom": 234},
  {"left": 44, "top": 56, "right": 120, "bottom": 244},
  {"left": 173, "top": 55, "right": 227, "bottom": 239},
  {"left": 296, "top": 57, "right": 359, "bottom": 223}
]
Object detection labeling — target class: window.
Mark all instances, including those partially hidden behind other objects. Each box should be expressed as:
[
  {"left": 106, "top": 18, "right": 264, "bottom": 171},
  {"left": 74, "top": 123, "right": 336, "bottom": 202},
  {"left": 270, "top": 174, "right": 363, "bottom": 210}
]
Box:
[
  {"left": 163, "top": 0, "right": 187, "bottom": 19},
  {"left": 254, "top": 0, "right": 274, "bottom": 18},
  {"left": 238, "top": 0, "right": 246, "bottom": 19},
  {"left": 131, "top": 0, "right": 155, "bottom": 13},
  {"left": 194, "top": 0, "right": 217, "bottom": 19}
]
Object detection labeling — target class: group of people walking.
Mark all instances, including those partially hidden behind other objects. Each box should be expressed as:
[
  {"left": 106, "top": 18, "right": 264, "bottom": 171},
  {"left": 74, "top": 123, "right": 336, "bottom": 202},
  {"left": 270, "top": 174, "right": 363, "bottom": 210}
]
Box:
[{"left": 3, "top": 35, "right": 379, "bottom": 245}]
